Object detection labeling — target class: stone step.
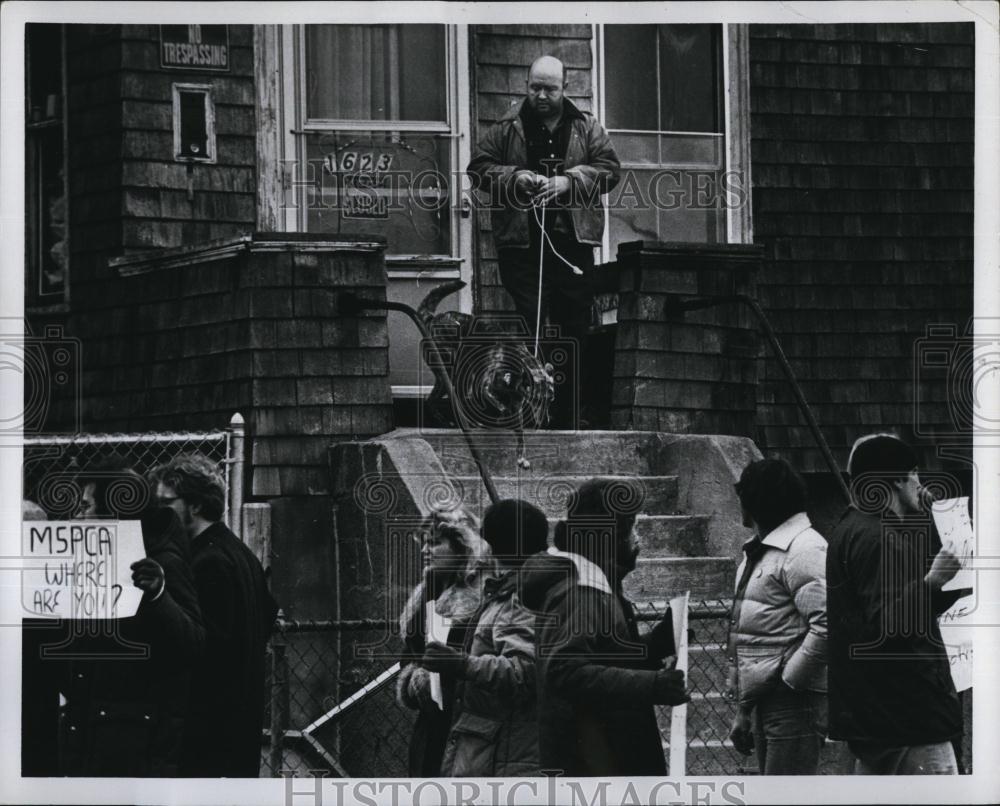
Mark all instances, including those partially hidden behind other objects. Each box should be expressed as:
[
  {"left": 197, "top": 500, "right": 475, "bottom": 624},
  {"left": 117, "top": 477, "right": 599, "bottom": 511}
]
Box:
[
  {"left": 387, "top": 429, "right": 665, "bottom": 476},
  {"left": 543, "top": 514, "right": 708, "bottom": 557},
  {"left": 448, "top": 474, "right": 678, "bottom": 518},
  {"left": 624, "top": 557, "right": 736, "bottom": 601},
  {"left": 634, "top": 515, "right": 708, "bottom": 557}
]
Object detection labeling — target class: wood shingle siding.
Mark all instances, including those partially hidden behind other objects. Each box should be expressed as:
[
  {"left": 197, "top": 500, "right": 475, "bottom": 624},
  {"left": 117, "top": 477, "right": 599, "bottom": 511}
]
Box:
[{"left": 749, "top": 22, "right": 974, "bottom": 472}]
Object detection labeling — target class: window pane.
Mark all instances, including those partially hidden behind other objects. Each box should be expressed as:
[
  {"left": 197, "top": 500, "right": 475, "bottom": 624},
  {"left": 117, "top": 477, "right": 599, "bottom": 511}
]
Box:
[
  {"left": 608, "top": 168, "right": 725, "bottom": 255},
  {"left": 304, "top": 131, "right": 451, "bottom": 254},
  {"left": 604, "top": 26, "right": 658, "bottom": 130},
  {"left": 306, "top": 25, "right": 446, "bottom": 122},
  {"left": 658, "top": 24, "right": 720, "bottom": 133},
  {"left": 609, "top": 133, "right": 659, "bottom": 165},
  {"left": 659, "top": 133, "right": 724, "bottom": 167}
]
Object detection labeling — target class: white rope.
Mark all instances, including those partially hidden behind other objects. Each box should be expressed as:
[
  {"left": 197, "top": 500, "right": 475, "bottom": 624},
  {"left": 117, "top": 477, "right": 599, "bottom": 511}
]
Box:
[
  {"left": 534, "top": 203, "right": 545, "bottom": 359},
  {"left": 530, "top": 199, "right": 584, "bottom": 359}
]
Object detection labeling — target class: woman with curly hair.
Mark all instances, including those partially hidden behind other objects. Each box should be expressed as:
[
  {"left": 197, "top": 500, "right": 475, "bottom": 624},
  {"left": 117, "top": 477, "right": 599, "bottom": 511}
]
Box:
[{"left": 396, "top": 508, "right": 495, "bottom": 777}]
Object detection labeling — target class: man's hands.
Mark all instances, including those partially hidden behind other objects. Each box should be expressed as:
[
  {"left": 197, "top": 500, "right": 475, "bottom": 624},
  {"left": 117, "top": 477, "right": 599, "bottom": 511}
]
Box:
[
  {"left": 653, "top": 669, "right": 690, "bottom": 706},
  {"left": 130, "top": 557, "right": 165, "bottom": 598},
  {"left": 729, "top": 709, "right": 755, "bottom": 756},
  {"left": 421, "top": 641, "right": 469, "bottom": 677},
  {"left": 645, "top": 611, "right": 677, "bottom": 662},
  {"left": 533, "top": 175, "right": 571, "bottom": 204},
  {"left": 925, "top": 549, "right": 961, "bottom": 591},
  {"left": 513, "top": 171, "right": 571, "bottom": 205}
]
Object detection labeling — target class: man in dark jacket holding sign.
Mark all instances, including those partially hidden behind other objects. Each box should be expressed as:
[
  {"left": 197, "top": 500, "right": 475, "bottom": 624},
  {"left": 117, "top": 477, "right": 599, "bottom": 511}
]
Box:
[
  {"left": 827, "top": 434, "right": 968, "bottom": 774},
  {"left": 468, "top": 55, "right": 620, "bottom": 428},
  {"left": 519, "top": 479, "right": 687, "bottom": 776},
  {"left": 58, "top": 458, "right": 205, "bottom": 777},
  {"left": 155, "top": 453, "right": 278, "bottom": 777}
]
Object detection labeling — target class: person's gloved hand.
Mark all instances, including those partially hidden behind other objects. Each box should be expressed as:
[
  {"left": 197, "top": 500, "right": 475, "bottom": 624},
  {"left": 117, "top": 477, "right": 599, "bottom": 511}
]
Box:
[
  {"left": 645, "top": 610, "right": 676, "bottom": 661},
  {"left": 130, "top": 558, "right": 165, "bottom": 598},
  {"left": 729, "top": 709, "right": 755, "bottom": 756},
  {"left": 421, "top": 641, "right": 469, "bottom": 677},
  {"left": 405, "top": 666, "right": 437, "bottom": 711},
  {"left": 652, "top": 669, "right": 690, "bottom": 705}
]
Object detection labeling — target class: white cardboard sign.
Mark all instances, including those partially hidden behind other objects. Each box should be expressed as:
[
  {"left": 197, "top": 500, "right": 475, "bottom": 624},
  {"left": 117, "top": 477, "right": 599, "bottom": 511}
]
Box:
[{"left": 21, "top": 520, "right": 145, "bottom": 619}]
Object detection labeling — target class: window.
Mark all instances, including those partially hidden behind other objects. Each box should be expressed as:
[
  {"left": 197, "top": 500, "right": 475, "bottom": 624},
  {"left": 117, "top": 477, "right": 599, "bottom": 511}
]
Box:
[
  {"left": 288, "top": 24, "right": 466, "bottom": 259},
  {"left": 25, "top": 23, "right": 68, "bottom": 307},
  {"left": 172, "top": 83, "right": 217, "bottom": 162},
  {"left": 600, "top": 24, "right": 735, "bottom": 254}
]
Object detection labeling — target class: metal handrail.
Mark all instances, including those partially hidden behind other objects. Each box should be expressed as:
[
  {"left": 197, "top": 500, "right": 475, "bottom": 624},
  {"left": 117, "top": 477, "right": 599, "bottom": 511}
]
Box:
[{"left": 664, "top": 293, "right": 852, "bottom": 504}]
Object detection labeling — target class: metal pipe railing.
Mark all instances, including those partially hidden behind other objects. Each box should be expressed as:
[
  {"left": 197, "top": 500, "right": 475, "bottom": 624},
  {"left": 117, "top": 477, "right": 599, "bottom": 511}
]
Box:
[{"left": 664, "top": 293, "right": 852, "bottom": 504}]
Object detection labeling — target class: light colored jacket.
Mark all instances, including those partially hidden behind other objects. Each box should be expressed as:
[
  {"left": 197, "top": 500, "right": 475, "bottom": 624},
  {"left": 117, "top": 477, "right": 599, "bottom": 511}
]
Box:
[
  {"left": 467, "top": 99, "right": 620, "bottom": 247},
  {"left": 727, "top": 512, "right": 828, "bottom": 708}
]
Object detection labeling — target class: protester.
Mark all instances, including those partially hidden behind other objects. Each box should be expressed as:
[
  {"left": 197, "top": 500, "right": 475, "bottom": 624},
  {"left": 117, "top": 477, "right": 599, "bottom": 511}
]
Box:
[
  {"left": 467, "top": 55, "right": 620, "bottom": 428},
  {"left": 426, "top": 499, "right": 548, "bottom": 777},
  {"left": 155, "top": 453, "right": 278, "bottom": 777},
  {"left": 397, "top": 508, "right": 496, "bottom": 776},
  {"left": 725, "top": 458, "right": 828, "bottom": 774},
  {"left": 519, "top": 479, "right": 687, "bottom": 775},
  {"left": 827, "top": 433, "right": 967, "bottom": 774},
  {"left": 57, "top": 456, "right": 205, "bottom": 776}
]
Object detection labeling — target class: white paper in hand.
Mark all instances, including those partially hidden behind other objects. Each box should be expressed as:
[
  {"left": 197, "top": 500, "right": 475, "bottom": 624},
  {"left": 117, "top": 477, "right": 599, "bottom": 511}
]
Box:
[
  {"left": 931, "top": 497, "right": 974, "bottom": 592},
  {"left": 425, "top": 601, "right": 452, "bottom": 711}
]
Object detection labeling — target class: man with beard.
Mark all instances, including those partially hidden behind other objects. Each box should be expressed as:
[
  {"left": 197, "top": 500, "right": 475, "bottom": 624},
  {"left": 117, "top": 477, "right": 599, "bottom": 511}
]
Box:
[
  {"left": 519, "top": 479, "right": 688, "bottom": 775},
  {"left": 468, "top": 55, "right": 620, "bottom": 428},
  {"left": 154, "top": 454, "right": 278, "bottom": 777}
]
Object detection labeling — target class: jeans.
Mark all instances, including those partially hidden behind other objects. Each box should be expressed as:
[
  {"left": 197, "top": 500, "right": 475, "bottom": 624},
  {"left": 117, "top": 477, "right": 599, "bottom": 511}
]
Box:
[
  {"left": 751, "top": 683, "right": 827, "bottom": 775},
  {"left": 849, "top": 740, "right": 958, "bottom": 775}
]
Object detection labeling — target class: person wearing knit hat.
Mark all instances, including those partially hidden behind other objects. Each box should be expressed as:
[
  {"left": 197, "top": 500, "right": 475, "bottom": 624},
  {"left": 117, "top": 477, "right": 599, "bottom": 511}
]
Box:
[
  {"left": 826, "top": 433, "right": 967, "bottom": 775},
  {"left": 425, "top": 500, "right": 548, "bottom": 777}
]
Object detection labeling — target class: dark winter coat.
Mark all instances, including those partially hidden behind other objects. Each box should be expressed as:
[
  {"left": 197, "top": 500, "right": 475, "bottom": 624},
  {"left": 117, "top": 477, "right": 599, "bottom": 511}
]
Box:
[
  {"left": 60, "top": 506, "right": 205, "bottom": 777},
  {"left": 439, "top": 572, "right": 539, "bottom": 777},
  {"left": 827, "top": 506, "right": 967, "bottom": 746},
  {"left": 179, "top": 521, "right": 278, "bottom": 777},
  {"left": 519, "top": 551, "right": 672, "bottom": 777},
  {"left": 467, "top": 98, "right": 620, "bottom": 247}
]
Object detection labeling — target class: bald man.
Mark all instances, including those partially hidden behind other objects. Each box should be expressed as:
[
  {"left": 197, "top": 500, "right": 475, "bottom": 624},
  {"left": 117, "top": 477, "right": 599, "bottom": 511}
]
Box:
[{"left": 468, "top": 56, "right": 620, "bottom": 429}]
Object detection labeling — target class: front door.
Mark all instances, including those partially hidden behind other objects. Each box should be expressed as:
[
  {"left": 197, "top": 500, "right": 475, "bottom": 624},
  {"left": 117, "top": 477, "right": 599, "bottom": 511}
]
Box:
[{"left": 285, "top": 24, "right": 473, "bottom": 397}]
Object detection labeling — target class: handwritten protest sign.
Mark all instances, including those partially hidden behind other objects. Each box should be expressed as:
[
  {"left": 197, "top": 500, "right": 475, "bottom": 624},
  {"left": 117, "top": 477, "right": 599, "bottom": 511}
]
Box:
[
  {"left": 21, "top": 521, "right": 145, "bottom": 619},
  {"left": 931, "top": 498, "right": 974, "bottom": 692},
  {"left": 939, "top": 595, "right": 974, "bottom": 693},
  {"left": 931, "top": 497, "right": 974, "bottom": 592}
]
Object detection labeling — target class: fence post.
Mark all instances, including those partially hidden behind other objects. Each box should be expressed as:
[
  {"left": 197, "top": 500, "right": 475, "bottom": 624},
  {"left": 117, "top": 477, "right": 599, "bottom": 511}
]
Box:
[
  {"left": 228, "top": 412, "right": 245, "bottom": 538},
  {"left": 244, "top": 502, "right": 272, "bottom": 571},
  {"left": 269, "top": 631, "right": 289, "bottom": 776}
]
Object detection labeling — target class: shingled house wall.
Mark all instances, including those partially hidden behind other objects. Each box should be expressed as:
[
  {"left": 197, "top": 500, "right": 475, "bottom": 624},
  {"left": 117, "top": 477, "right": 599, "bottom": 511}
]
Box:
[{"left": 748, "top": 23, "right": 974, "bottom": 473}]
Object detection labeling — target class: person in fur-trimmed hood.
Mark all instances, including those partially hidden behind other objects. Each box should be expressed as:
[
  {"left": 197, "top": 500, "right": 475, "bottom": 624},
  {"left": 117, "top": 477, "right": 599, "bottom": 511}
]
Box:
[{"left": 396, "top": 508, "right": 496, "bottom": 777}]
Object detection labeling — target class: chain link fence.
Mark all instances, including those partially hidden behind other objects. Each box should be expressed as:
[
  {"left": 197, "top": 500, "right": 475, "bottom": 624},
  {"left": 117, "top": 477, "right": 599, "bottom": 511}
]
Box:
[
  {"left": 22, "top": 425, "right": 236, "bottom": 522},
  {"left": 260, "top": 599, "right": 748, "bottom": 778}
]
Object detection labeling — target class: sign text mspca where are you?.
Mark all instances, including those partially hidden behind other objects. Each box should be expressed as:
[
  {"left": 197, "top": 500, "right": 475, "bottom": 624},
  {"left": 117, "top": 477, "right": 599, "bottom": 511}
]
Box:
[{"left": 22, "top": 521, "right": 144, "bottom": 619}]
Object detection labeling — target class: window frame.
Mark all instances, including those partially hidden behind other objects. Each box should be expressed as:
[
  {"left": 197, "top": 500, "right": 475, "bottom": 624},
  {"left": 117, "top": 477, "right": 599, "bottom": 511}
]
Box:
[
  {"left": 280, "top": 24, "right": 472, "bottom": 276},
  {"left": 172, "top": 82, "right": 217, "bottom": 164},
  {"left": 593, "top": 22, "right": 753, "bottom": 258},
  {"left": 25, "top": 23, "right": 70, "bottom": 313}
]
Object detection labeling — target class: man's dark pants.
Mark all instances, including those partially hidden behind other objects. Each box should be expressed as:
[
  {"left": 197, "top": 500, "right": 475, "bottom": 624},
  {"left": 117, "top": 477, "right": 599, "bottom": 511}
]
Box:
[{"left": 498, "top": 232, "right": 595, "bottom": 428}]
